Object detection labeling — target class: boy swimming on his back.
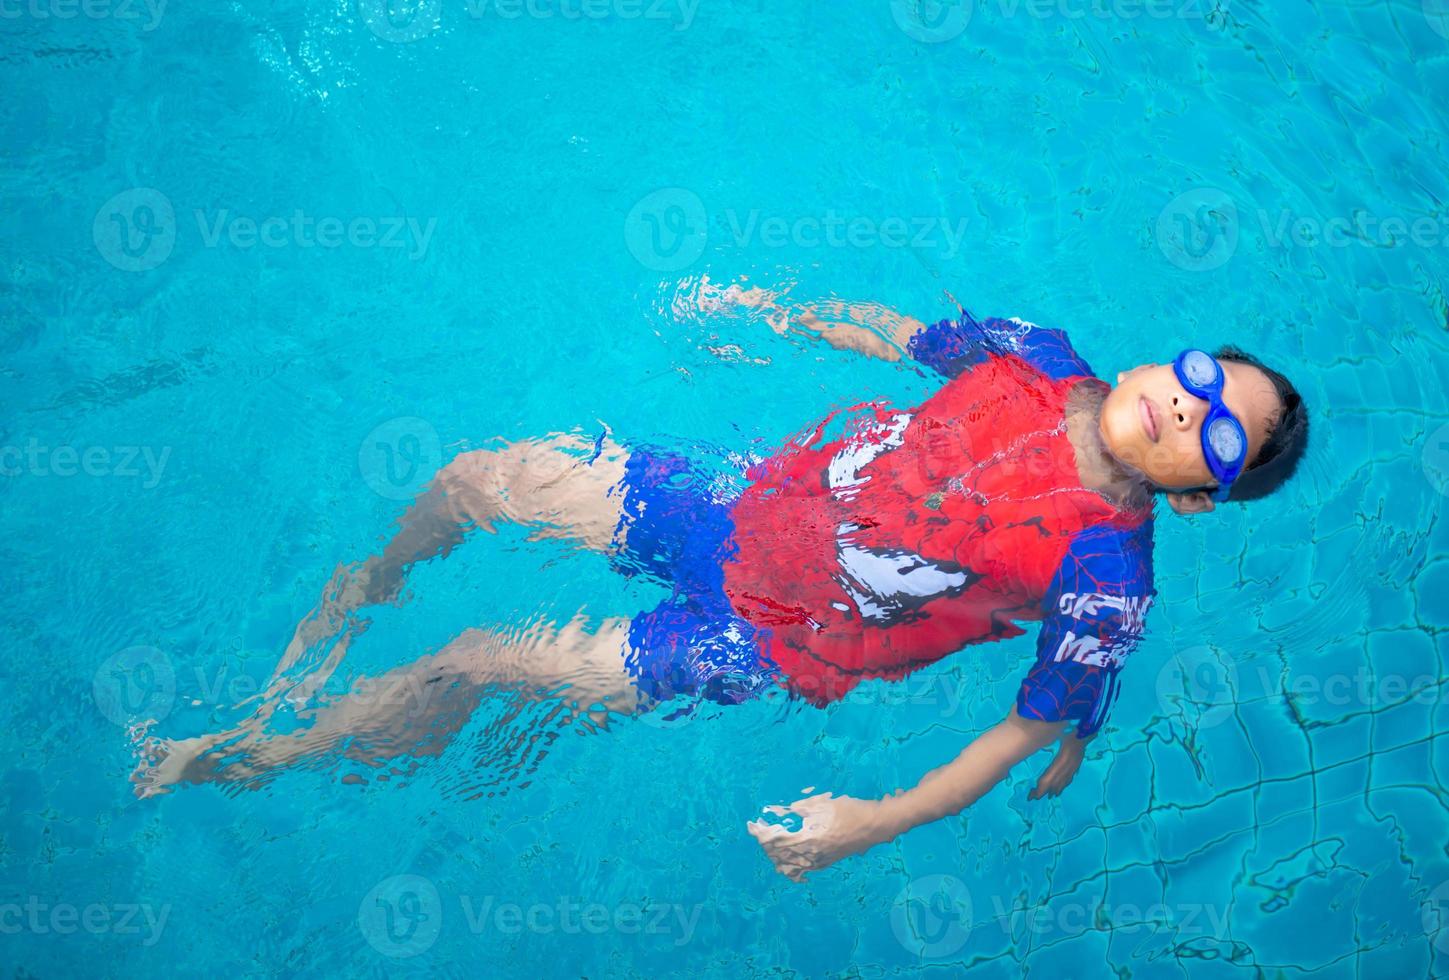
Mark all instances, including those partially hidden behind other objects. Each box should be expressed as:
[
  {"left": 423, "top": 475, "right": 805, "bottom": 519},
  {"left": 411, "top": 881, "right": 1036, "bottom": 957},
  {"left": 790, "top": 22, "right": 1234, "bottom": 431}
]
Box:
[{"left": 133, "top": 279, "right": 1308, "bottom": 883}]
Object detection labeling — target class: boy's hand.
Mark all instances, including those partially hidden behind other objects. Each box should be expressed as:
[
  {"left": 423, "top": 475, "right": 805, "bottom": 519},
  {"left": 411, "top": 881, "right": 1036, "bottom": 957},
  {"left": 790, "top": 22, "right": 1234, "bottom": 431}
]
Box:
[
  {"left": 693, "top": 274, "right": 785, "bottom": 317},
  {"left": 747, "top": 791, "right": 889, "bottom": 883},
  {"left": 1028, "top": 735, "right": 1088, "bottom": 800}
]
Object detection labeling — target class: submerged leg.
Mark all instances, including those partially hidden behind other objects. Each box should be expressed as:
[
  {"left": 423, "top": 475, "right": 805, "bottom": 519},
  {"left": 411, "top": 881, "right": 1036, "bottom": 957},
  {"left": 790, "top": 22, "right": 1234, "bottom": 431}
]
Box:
[
  {"left": 257, "top": 432, "right": 633, "bottom": 713},
  {"left": 359, "top": 430, "right": 633, "bottom": 602},
  {"left": 133, "top": 613, "right": 637, "bottom": 797}
]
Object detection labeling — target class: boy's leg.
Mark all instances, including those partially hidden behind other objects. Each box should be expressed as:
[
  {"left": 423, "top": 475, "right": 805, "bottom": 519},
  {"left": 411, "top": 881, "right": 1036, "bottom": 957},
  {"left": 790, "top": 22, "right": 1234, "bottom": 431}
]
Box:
[
  {"left": 133, "top": 613, "right": 637, "bottom": 797},
  {"left": 344, "top": 430, "right": 630, "bottom": 610},
  {"left": 263, "top": 432, "right": 633, "bottom": 707}
]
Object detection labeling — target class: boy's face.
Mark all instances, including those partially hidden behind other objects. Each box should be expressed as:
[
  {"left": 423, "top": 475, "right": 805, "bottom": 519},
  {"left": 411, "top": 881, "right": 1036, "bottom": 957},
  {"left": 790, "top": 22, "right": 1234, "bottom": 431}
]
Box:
[{"left": 1100, "top": 357, "right": 1283, "bottom": 514}]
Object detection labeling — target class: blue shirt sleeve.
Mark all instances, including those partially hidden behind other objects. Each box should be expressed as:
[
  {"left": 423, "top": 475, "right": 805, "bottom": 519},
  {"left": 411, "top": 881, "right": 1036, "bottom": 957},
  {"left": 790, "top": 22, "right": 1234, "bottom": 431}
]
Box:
[
  {"left": 905, "top": 310, "right": 1095, "bottom": 381},
  {"left": 1016, "top": 521, "right": 1156, "bottom": 737}
]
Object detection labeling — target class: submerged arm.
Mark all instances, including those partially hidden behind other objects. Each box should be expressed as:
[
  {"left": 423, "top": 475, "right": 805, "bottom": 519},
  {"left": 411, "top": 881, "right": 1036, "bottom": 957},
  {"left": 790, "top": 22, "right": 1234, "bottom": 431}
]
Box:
[
  {"left": 877, "top": 709, "right": 1079, "bottom": 830},
  {"left": 749, "top": 708, "right": 1090, "bottom": 882},
  {"left": 694, "top": 276, "right": 928, "bottom": 362}
]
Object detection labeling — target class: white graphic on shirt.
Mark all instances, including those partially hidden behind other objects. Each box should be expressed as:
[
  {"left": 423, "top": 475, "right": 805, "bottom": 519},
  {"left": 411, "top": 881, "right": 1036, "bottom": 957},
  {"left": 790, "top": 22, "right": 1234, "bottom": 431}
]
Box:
[
  {"left": 1051, "top": 593, "right": 1154, "bottom": 668},
  {"left": 835, "top": 528, "right": 975, "bottom": 622},
  {"left": 1057, "top": 592, "right": 1152, "bottom": 634},
  {"left": 827, "top": 412, "right": 913, "bottom": 493},
  {"left": 820, "top": 411, "right": 979, "bottom": 623}
]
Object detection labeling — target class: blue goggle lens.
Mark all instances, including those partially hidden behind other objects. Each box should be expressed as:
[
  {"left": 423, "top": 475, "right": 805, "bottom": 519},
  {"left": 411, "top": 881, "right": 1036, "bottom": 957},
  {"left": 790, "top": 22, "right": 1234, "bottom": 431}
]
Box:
[
  {"left": 1207, "top": 416, "right": 1246, "bottom": 467},
  {"left": 1179, "top": 349, "right": 1221, "bottom": 389}
]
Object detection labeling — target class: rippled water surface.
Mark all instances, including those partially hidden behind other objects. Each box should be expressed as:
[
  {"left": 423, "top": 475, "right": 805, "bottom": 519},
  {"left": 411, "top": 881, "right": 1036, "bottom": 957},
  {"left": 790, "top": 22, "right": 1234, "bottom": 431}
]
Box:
[{"left": 4, "top": 0, "right": 1449, "bottom": 975}]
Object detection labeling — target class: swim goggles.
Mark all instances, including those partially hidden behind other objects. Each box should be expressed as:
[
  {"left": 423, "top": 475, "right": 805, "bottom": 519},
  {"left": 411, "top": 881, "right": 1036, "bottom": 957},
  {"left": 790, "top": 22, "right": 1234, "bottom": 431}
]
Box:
[{"left": 1173, "top": 349, "right": 1248, "bottom": 502}]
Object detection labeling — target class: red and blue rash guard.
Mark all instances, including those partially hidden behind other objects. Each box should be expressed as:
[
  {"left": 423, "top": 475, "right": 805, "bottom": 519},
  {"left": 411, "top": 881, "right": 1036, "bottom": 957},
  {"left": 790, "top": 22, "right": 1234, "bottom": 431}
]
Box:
[{"left": 719, "top": 314, "right": 1156, "bottom": 736}]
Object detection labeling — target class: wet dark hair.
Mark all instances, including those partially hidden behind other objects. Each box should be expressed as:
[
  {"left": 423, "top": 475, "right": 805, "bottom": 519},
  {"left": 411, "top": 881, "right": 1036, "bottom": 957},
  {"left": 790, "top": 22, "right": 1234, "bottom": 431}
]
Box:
[{"left": 1213, "top": 345, "right": 1308, "bottom": 501}]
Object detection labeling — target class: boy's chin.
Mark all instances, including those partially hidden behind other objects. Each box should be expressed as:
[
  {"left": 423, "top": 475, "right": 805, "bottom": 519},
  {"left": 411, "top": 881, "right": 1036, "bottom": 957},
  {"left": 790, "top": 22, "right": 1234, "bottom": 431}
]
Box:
[{"left": 1099, "top": 442, "right": 1149, "bottom": 481}]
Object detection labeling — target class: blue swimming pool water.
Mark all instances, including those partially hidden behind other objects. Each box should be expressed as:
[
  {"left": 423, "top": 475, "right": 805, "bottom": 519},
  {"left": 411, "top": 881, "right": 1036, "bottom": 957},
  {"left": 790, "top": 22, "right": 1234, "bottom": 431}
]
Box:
[{"left": 4, "top": 0, "right": 1449, "bottom": 975}]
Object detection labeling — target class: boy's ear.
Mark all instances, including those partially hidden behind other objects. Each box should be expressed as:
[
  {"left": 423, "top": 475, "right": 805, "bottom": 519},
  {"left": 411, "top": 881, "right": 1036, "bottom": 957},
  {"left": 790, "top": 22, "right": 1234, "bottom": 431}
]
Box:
[{"left": 1166, "top": 491, "right": 1216, "bottom": 515}]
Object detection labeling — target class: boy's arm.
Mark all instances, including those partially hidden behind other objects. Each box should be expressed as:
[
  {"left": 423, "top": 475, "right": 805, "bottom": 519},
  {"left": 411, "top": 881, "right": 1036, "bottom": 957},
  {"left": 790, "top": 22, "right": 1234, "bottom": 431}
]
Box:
[
  {"left": 877, "top": 708, "right": 1085, "bottom": 823},
  {"left": 696, "top": 277, "right": 927, "bottom": 362},
  {"left": 694, "top": 278, "right": 1088, "bottom": 381},
  {"left": 747, "top": 708, "right": 1090, "bottom": 882}
]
